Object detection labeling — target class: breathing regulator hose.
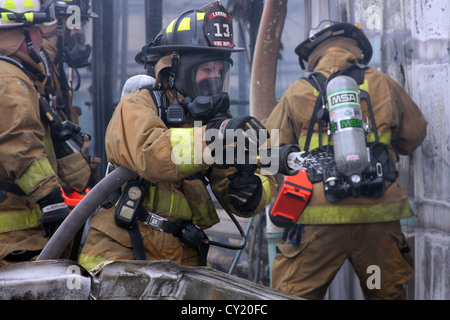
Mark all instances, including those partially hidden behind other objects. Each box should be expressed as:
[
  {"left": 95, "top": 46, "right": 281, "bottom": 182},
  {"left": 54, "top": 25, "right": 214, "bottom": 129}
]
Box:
[{"left": 37, "top": 166, "right": 138, "bottom": 261}]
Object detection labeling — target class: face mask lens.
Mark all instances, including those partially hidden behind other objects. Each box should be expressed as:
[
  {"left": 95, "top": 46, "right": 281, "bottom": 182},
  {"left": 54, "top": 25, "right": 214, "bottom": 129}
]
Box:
[
  {"left": 191, "top": 60, "right": 231, "bottom": 98},
  {"left": 196, "top": 77, "right": 222, "bottom": 97}
]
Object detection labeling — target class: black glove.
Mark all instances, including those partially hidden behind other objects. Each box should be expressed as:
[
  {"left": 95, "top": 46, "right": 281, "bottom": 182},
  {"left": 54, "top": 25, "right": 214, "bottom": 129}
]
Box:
[
  {"left": 38, "top": 188, "right": 70, "bottom": 238},
  {"left": 207, "top": 115, "right": 269, "bottom": 148},
  {"left": 227, "top": 171, "right": 263, "bottom": 216}
]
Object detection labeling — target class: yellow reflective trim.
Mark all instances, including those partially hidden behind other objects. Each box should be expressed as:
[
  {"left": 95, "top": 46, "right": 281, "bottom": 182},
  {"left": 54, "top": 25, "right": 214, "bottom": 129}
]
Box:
[
  {"left": 78, "top": 254, "right": 111, "bottom": 272},
  {"left": 298, "top": 199, "right": 413, "bottom": 224},
  {"left": 15, "top": 158, "right": 56, "bottom": 195},
  {"left": 298, "top": 131, "right": 392, "bottom": 151},
  {"left": 368, "top": 130, "right": 391, "bottom": 145},
  {"left": 256, "top": 174, "right": 271, "bottom": 206},
  {"left": 43, "top": 137, "right": 55, "bottom": 156},
  {"left": 298, "top": 133, "right": 331, "bottom": 151},
  {"left": 0, "top": 208, "right": 42, "bottom": 234},
  {"left": 143, "top": 185, "right": 192, "bottom": 221},
  {"left": 3, "top": 0, "right": 16, "bottom": 10},
  {"left": 169, "top": 192, "right": 175, "bottom": 215},
  {"left": 142, "top": 185, "right": 219, "bottom": 226},
  {"left": 166, "top": 19, "right": 176, "bottom": 33},
  {"left": 23, "top": 0, "right": 35, "bottom": 9},
  {"left": 24, "top": 12, "right": 34, "bottom": 22},
  {"left": 313, "top": 88, "right": 320, "bottom": 97},
  {"left": 1, "top": 13, "right": 12, "bottom": 22},
  {"left": 190, "top": 200, "right": 218, "bottom": 226},
  {"left": 177, "top": 17, "right": 191, "bottom": 31},
  {"left": 197, "top": 12, "right": 205, "bottom": 20},
  {"left": 359, "top": 79, "right": 369, "bottom": 93},
  {"left": 170, "top": 128, "right": 203, "bottom": 175}
]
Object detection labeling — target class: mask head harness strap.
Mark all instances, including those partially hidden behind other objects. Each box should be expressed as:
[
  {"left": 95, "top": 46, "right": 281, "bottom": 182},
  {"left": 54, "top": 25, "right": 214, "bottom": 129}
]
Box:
[
  {"left": 164, "top": 53, "right": 187, "bottom": 127},
  {"left": 23, "top": 28, "right": 41, "bottom": 64},
  {"left": 167, "top": 53, "right": 180, "bottom": 90}
]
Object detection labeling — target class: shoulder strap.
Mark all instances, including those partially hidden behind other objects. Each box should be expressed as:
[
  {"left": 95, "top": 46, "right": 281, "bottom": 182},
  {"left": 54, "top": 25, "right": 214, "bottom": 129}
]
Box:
[
  {"left": 302, "top": 72, "right": 327, "bottom": 153},
  {"left": 128, "top": 224, "right": 147, "bottom": 260},
  {"left": 302, "top": 65, "right": 370, "bottom": 153},
  {"left": 0, "top": 54, "right": 30, "bottom": 79},
  {"left": 40, "top": 48, "right": 73, "bottom": 121},
  {"left": 302, "top": 71, "right": 327, "bottom": 90},
  {"left": 142, "top": 85, "right": 168, "bottom": 125},
  {"left": 0, "top": 54, "right": 45, "bottom": 95}
]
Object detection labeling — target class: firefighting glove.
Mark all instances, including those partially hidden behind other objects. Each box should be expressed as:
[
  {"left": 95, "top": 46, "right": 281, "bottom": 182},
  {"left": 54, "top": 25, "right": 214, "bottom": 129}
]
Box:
[
  {"left": 38, "top": 188, "right": 70, "bottom": 238},
  {"left": 227, "top": 171, "right": 263, "bottom": 216},
  {"left": 206, "top": 116, "right": 269, "bottom": 148}
]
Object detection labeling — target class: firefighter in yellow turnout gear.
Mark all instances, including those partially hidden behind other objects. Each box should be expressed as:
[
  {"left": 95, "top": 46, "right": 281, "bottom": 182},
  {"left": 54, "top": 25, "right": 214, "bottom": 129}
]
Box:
[
  {"left": 40, "top": 0, "right": 100, "bottom": 187},
  {"left": 79, "top": 1, "right": 277, "bottom": 270},
  {"left": 0, "top": 0, "right": 91, "bottom": 265},
  {"left": 264, "top": 21, "right": 427, "bottom": 299}
]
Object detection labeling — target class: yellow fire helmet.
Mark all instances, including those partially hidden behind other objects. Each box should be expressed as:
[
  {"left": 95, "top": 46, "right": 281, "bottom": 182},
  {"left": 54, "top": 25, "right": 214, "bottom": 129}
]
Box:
[
  {"left": 295, "top": 20, "right": 373, "bottom": 70},
  {"left": 0, "top": 0, "right": 56, "bottom": 28}
]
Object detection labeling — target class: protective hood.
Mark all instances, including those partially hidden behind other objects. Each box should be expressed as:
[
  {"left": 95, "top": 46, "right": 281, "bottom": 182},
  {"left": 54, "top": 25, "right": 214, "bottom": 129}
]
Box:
[
  {"left": 295, "top": 21, "right": 372, "bottom": 70},
  {"left": 307, "top": 37, "right": 363, "bottom": 72}
]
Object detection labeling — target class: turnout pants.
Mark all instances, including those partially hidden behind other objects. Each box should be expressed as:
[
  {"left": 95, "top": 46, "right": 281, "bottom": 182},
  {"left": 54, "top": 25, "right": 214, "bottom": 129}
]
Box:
[
  {"left": 271, "top": 221, "right": 413, "bottom": 300},
  {"left": 78, "top": 207, "right": 201, "bottom": 271}
]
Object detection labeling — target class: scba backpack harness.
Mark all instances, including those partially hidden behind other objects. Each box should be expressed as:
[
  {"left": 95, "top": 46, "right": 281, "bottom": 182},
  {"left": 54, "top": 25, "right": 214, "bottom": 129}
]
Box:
[
  {"left": 270, "top": 64, "right": 398, "bottom": 231},
  {"left": 302, "top": 64, "right": 397, "bottom": 199},
  {"left": 0, "top": 55, "right": 88, "bottom": 198},
  {"left": 109, "top": 84, "right": 237, "bottom": 266}
]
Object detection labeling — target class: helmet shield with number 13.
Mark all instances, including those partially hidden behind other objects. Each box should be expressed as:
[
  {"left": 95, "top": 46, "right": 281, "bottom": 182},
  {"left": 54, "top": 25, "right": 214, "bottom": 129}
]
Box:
[{"left": 136, "top": 1, "right": 244, "bottom": 99}]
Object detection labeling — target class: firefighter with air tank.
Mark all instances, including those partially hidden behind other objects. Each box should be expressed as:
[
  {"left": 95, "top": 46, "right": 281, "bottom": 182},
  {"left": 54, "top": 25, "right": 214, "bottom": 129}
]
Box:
[{"left": 265, "top": 20, "right": 427, "bottom": 300}]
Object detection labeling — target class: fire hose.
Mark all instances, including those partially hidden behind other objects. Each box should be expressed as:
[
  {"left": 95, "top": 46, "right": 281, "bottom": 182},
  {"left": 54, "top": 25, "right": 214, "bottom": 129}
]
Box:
[
  {"left": 38, "top": 144, "right": 300, "bottom": 261},
  {"left": 37, "top": 166, "right": 138, "bottom": 261}
]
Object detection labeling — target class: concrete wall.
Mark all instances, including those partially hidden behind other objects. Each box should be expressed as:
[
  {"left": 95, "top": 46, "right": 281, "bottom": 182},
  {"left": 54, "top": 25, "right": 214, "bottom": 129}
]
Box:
[
  {"left": 410, "top": 0, "right": 450, "bottom": 300},
  {"left": 303, "top": 0, "right": 449, "bottom": 300}
]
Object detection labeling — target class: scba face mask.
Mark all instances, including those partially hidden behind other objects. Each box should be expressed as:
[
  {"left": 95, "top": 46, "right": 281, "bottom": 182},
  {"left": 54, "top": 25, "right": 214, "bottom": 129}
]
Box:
[
  {"left": 63, "top": 29, "right": 91, "bottom": 68},
  {"left": 181, "top": 91, "right": 231, "bottom": 123},
  {"left": 190, "top": 60, "right": 231, "bottom": 98},
  {"left": 180, "top": 59, "right": 232, "bottom": 123}
]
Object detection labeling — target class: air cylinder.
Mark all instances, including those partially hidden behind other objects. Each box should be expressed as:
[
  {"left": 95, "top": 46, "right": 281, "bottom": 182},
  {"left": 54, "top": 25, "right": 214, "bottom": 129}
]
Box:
[{"left": 326, "top": 75, "right": 368, "bottom": 179}]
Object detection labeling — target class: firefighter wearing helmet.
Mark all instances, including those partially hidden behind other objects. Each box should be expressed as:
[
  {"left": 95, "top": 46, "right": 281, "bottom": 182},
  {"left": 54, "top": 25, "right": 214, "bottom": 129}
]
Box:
[
  {"left": 264, "top": 20, "right": 427, "bottom": 299},
  {"left": 79, "top": 1, "right": 277, "bottom": 270},
  {"left": 40, "top": 0, "right": 97, "bottom": 123},
  {"left": 0, "top": 0, "right": 91, "bottom": 266},
  {"left": 40, "top": 0, "right": 101, "bottom": 187}
]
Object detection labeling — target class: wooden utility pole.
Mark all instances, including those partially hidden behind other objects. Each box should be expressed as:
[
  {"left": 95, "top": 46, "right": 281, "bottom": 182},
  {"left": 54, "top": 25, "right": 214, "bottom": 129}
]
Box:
[
  {"left": 249, "top": 0, "right": 288, "bottom": 120},
  {"left": 145, "top": 0, "right": 162, "bottom": 76}
]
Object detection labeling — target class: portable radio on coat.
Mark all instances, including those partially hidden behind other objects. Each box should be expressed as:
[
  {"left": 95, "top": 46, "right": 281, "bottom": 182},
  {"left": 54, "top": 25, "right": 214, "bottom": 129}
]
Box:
[{"left": 270, "top": 169, "right": 313, "bottom": 228}]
